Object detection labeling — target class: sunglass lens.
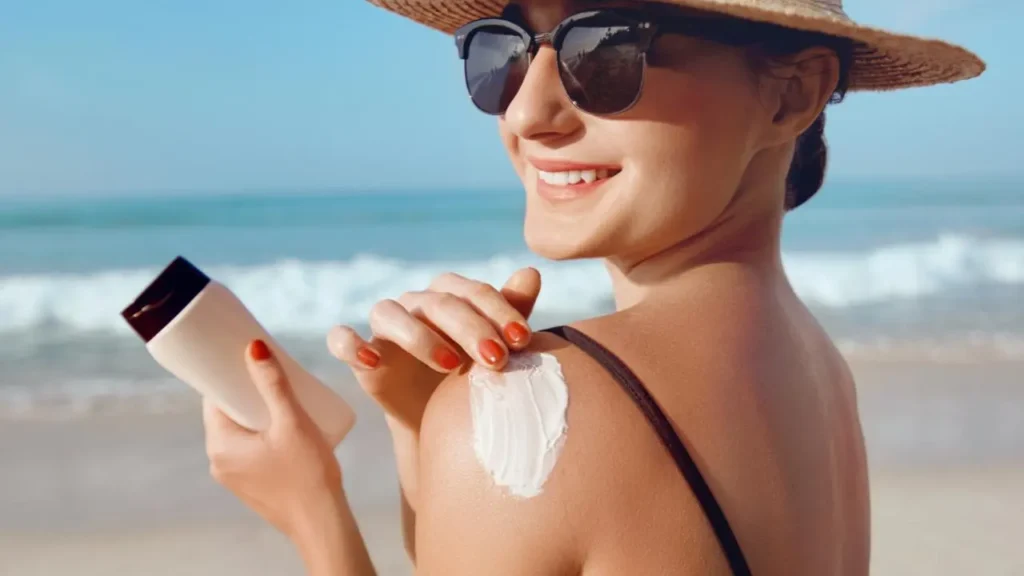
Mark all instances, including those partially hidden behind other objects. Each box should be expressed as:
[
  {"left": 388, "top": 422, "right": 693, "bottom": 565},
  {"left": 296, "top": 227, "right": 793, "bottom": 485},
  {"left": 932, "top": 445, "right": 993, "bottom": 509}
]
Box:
[
  {"left": 559, "top": 21, "right": 645, "bottom": 115},
  {"left": 464, "top": 27, "right": 530, "bottom": 115}
]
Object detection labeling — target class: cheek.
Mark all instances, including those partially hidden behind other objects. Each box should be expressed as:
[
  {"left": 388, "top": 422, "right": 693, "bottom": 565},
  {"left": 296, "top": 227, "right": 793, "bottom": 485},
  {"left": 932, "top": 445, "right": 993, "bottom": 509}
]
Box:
[
  {"left": 498, "top": 121, "right": 527, "bottom": 179},
  {"left": 621, "top": 62, "right": 764, "bottom": 215}
]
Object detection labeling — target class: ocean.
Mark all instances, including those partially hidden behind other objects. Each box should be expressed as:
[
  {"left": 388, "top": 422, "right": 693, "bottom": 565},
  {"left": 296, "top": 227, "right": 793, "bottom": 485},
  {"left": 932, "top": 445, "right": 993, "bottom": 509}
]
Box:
[{"left": 1, "top": 180, "right": 1022, "bottom": 417}]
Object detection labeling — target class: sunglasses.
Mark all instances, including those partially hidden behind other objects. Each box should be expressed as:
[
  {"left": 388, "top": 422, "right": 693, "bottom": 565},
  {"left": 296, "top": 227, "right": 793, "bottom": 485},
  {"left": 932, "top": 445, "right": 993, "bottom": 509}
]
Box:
[{"left": 454, "top": 8, "right": 755, "bottom": 116}]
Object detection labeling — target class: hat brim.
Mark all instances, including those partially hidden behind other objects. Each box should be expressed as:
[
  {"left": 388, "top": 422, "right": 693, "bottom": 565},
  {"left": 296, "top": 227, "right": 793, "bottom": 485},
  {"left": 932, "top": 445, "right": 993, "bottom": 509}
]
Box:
[{"left": 366, "top": 0, "right": 985, "bottom": 91}]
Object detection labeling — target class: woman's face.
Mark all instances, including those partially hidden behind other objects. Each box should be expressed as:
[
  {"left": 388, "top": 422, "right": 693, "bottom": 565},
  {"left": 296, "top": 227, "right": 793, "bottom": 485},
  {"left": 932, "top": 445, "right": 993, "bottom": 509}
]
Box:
[{"left": 497, "top": 0, "right": 783, "bottom": 263}]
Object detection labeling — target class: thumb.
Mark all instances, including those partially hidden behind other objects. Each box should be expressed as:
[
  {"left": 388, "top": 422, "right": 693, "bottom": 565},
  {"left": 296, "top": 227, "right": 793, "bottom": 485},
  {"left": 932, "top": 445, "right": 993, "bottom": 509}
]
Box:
[
  {"left": 501, "top": 267, "right": 542, "bottom": 320},
  {"left": 245, "top": 339, "right": 300, "bottom": 427}
]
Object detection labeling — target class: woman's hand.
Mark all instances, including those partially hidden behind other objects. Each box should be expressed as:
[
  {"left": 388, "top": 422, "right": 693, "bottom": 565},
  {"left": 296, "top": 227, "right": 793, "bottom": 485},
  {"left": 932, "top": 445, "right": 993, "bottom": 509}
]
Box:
[
  {"left": 202, "top": 339, "right": 343, "bottom": 539},
  {"left": 328, "top": 268, "right": 542, "bottom": 429},
  {"left": 326, "top": 268, "right": 542, "bottom": 507}
]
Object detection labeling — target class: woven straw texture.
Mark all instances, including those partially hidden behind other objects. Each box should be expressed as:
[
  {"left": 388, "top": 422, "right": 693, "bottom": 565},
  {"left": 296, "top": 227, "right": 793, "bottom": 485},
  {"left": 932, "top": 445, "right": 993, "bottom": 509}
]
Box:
[{"left": 366, "top": 0, "right": 984, "bottom": 91}]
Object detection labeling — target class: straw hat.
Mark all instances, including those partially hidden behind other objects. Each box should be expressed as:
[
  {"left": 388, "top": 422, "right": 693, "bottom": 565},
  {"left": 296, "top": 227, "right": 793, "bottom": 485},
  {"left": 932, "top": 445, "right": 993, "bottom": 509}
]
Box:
[{"left": 365, "top": 0, "right": 985, "bottom": 91}]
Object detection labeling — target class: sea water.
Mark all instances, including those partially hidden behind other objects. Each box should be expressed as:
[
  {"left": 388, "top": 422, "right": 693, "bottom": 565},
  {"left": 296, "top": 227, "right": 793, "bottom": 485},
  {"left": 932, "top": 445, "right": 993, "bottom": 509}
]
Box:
[{"left": 1, "top": 180, "right": 1022, "bottom": 415}]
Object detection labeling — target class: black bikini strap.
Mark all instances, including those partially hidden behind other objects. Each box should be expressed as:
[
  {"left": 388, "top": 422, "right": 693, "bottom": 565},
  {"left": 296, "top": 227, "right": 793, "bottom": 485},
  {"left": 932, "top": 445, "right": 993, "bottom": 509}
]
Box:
[{"left": 542, "top": 325, "right": 752, "bottom": 576}]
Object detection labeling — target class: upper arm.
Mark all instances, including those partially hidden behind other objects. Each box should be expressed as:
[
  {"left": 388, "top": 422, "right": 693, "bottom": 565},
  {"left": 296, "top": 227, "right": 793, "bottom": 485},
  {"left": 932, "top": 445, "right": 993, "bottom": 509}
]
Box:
[{"left": 411, "top": 334, "right": 592, "bottom": 576}]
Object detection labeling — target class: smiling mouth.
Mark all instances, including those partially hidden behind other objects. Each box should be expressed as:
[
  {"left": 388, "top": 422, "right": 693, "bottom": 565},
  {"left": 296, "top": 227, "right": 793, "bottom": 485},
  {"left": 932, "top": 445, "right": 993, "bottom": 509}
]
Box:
[{"left": 536, "top": 168, "right": 621, "bottom": 186}]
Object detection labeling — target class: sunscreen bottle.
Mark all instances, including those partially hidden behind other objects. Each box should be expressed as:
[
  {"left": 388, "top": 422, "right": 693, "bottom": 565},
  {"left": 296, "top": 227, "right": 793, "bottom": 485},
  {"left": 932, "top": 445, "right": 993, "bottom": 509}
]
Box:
[{"left": 122, "top": 256, "right": 355, "bottom": 446}]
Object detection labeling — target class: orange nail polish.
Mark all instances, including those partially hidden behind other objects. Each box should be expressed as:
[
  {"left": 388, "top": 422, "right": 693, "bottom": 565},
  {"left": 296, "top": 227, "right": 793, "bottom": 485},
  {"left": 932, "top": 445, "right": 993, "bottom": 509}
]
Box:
[
  {"left": 356, "top": 347, "right": 380, "bottom": 368},
  {"left": 250, "top": 339, "right": 271, "bottom": 360},
  {"left": 433, "top": 346, "right": 461, "bottom": 371},
  {"left": 478, "top": 339, "right": 505, "bottom": 365},
  {"left": 503, "top": 322, "right": 530, "bottom": 345}
]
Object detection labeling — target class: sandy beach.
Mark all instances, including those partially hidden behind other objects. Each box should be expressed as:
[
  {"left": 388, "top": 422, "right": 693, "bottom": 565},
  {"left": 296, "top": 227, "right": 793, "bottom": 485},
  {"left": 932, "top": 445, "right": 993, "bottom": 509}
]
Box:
[{"left": 2, "top": 357, "right": 1023, "bottom": 576}]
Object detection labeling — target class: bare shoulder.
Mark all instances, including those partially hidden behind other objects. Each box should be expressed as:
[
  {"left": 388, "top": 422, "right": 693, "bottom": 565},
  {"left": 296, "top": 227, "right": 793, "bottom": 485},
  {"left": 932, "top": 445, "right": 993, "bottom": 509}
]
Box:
[
  {"left": 412, "top": 332, "right": 597, "bottom": 575},
  {"left": 412, "top": 329, "right": 735, "bottom": 576}
]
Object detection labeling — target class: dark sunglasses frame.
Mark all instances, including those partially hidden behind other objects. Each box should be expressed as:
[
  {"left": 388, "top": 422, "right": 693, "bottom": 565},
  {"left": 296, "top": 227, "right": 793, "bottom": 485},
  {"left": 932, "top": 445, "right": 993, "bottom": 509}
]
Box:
[{"left": 454, "top": 7, "right": 757, "bottom": 116}]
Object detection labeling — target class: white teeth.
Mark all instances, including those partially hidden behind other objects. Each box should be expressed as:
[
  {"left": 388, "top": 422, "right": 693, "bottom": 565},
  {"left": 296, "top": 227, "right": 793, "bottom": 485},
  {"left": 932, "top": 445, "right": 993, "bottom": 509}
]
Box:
[{"left": 538, "top": 168, "right": 615, "bottom": 186}]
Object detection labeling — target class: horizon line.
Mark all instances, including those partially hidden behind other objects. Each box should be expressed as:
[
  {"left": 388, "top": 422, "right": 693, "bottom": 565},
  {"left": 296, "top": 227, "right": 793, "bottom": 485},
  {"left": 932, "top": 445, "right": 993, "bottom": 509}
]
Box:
[{"left": 2, "top": 173, "right": 1022, "bottom": 202}]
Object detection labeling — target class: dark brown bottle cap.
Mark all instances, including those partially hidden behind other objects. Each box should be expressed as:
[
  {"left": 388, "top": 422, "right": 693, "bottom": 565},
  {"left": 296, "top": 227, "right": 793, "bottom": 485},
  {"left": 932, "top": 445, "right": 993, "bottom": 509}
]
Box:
[{"left": 121, "top": 256, "right": 210, "bottom": 343}]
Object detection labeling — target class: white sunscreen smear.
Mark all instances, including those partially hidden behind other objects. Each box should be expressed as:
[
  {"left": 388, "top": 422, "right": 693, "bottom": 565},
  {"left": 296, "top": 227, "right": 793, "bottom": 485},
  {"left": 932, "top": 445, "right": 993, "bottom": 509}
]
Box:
[{"left": 468, "top": 352, "right": 570, "bottom": 498}]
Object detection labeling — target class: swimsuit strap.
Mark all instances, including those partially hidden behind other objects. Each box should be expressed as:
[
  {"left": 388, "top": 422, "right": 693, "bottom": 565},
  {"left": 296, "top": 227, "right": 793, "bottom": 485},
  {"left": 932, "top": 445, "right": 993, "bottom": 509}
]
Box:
[{"left": 542, "top": 325, "right": 753, "bottom": 576}]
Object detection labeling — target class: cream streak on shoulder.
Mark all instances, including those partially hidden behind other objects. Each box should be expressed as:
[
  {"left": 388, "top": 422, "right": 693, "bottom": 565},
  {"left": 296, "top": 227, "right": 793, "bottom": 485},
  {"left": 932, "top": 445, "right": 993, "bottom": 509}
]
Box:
[{"left": 468, "top": 352, "right": 570, "bottom": 498}]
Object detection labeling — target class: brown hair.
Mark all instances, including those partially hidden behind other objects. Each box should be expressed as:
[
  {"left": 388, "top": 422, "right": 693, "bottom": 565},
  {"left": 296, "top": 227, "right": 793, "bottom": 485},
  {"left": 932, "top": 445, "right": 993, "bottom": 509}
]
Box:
[{"left": 747, "top": 24, "right": 854, "bottom": 210}]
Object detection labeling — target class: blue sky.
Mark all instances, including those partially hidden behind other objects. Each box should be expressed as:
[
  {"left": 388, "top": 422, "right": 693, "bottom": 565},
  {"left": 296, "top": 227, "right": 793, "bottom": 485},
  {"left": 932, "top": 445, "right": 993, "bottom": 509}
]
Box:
[{"left": 0, "top": 0, "right": 1018, "bottom": 197}]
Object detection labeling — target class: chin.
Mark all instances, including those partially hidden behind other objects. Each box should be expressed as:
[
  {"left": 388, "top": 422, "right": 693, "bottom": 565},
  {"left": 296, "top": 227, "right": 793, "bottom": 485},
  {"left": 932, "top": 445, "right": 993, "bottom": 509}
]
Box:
[
  {"left": 525, "top": 235, "right": 583, "bottom": 261},
  {"left": 523, "top": 213, "right": 606, "bottom": 261}
]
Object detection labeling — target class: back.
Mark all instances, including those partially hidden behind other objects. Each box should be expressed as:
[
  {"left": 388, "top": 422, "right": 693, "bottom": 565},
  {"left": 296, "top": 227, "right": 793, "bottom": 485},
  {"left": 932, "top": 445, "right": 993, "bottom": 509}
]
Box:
[
  {"left": 415, "top": 264, "right": 871, "bottom": 575},
  {"left": 568, "top": 265, "right": 871, "bottom": 575}
]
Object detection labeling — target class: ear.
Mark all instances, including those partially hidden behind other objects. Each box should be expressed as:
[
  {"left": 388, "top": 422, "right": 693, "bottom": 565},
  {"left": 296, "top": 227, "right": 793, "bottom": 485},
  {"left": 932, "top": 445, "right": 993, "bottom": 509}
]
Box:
[{"left": 765, "top": 47, "right": 841, "bottom": 143}]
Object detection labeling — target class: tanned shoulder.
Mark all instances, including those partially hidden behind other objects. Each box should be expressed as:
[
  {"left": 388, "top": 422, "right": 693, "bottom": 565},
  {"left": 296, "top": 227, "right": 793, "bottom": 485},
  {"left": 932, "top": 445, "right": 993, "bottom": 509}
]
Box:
[{"left": 410, "top": 328, "right": 734, "bottom": 575}]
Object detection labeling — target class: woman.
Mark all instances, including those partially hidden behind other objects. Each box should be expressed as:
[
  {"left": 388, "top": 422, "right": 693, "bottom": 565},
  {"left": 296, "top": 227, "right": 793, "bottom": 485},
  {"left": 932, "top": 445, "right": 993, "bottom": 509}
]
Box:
[{"left": 201, "top": 0, "right": 983, "bottom": 574}]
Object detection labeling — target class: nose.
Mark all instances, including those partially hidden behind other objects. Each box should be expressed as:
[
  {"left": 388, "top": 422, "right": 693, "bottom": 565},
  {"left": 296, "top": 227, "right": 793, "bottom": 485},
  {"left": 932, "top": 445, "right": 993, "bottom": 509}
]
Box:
[{"left": 502, "top": 46, "right": 582, "bottom": 142}]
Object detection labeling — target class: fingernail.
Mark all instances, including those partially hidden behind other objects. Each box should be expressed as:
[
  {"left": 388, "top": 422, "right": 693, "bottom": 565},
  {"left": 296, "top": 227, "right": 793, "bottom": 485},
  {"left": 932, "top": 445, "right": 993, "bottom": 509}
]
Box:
[
  {"left": 356, "top": 346, "right": 380, "bottom": 369},
  {"left": 250, "top": 339, "right": 271, "bottom": 361},
  {"left": 502, "top": 322, "right": 530, "bottom": 345},
  {"left": 433, "top": 346, "right": 462, "bottom": 371},
  {"left": 478, "top": 339, "right": 505, "bottom": 365}
]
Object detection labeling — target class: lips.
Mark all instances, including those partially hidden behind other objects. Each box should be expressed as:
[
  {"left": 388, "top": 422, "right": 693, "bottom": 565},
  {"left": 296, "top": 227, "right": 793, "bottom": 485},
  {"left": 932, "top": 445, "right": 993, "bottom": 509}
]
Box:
[{"left": 528, "top": 157, "right": 622, "bottom": 202}]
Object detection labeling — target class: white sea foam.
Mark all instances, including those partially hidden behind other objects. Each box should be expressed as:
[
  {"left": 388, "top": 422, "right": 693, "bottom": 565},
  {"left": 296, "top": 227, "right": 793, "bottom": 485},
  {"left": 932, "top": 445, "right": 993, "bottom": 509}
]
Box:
[
  {"left": 0, "top": 234, "right": 1021, "bottom": 337},
  {"left": 784, "top": 234, "right": 1024, "bottom": 307}
]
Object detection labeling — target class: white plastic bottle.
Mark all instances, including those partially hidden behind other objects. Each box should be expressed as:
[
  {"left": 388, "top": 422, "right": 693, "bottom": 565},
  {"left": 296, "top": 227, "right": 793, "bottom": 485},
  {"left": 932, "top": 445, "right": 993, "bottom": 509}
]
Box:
[{"left": 122, "top": 256, "right": 355, "bottom": 446}]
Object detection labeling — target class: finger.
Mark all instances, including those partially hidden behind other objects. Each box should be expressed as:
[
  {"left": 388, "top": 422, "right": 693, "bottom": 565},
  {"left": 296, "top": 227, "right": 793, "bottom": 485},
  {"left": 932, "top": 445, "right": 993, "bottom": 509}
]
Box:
[
  {"left": 501, "top": 267, "right": 542, "bottom": 319},
  {"left": 326, "top": 325, "right": 382, "bottom": 371},
  {"left": 368, "top": 299, "right": 465, "bottom": 374},
  {"left": 244, "top": 339, "right": 300, "bottom": 427},
  {"left": 399, "top": 290, "right": 510, "bottom": 370},
  {"left": 327, "top": 324, "right": 436, "bottom": 430},
  {"left": 201, "top": 396, "right": 253, "bottom": 437},
  {"left": 202, "top": 398, "right": 254, "bottom": 468},
  {"left": 428, "top": 272, "right": 533, "bottom": 350}
]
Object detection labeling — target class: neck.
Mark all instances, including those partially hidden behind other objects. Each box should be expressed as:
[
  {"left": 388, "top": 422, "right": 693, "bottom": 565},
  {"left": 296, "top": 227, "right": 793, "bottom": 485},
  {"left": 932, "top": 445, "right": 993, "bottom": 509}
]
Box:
[{"left": 604, "top": 170, "right": 787, "bottom": 311}]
